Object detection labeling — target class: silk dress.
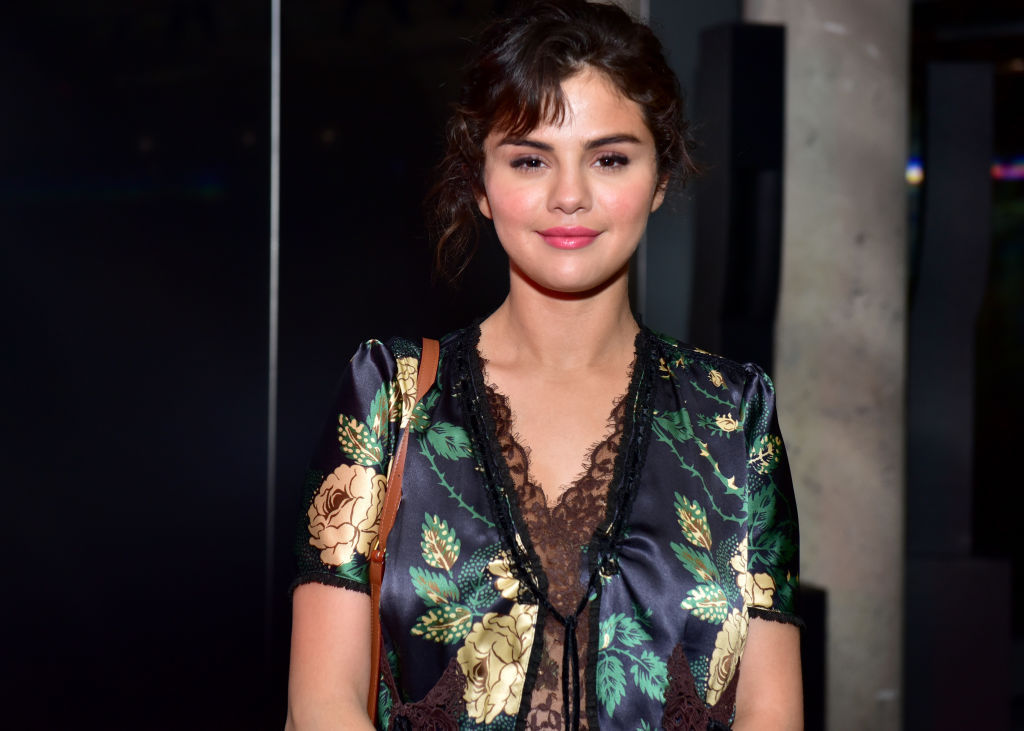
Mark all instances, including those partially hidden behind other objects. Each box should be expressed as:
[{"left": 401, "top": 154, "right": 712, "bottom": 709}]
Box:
[{"left": 294, "top": 324, "right": 800, "bottom": 731}]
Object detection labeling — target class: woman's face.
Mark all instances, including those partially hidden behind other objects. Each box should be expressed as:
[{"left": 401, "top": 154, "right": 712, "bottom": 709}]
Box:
[{"left": 477, "top": 67, "right": 666, "bottom": 296}]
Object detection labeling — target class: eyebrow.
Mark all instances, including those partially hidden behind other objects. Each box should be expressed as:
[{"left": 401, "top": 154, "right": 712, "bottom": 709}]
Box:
[{"left": 497, "top": 134, "right": 643, "bottom": 151}]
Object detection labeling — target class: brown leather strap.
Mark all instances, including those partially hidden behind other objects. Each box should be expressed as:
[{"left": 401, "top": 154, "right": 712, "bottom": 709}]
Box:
[{"left": 367, "top": 337, "right": 440, "bottom": 722}]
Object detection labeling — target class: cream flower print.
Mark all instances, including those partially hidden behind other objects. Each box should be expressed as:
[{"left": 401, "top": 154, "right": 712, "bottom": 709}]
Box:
[
  {"left": 389, "top": 356, "right": 419, "bottom": 427},
  {"left": 706, "top": 608, "right": 748, "bottom": 705},
  {"left": 729, "top": 537, "right": 749, "bottom": 575},
  {"left": 306, "top": 464, "right": 386, "bottom": 566},
  {"left": 487, "top": 551, "right": 521, "bottom": 600},
  {"left": 458, "top": 604, "right": 538, "bottom": 723},
  {"left": 715, "top": 413, "right": 739, "bottom": 432},
  {"left": 737, "top": 571, "right": 776, "bottom": 609},
  {"left": 709, "top": 369, "right": 724, "bottom": 388},
  {"left": 729, "top": 537, "right": 776, "bottom": 609}
]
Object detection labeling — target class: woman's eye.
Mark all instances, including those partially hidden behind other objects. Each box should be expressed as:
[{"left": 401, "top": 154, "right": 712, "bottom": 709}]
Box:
[
  {"left": 510, "top": 156, "right": 545, "bottom": 170},
  {"left": 596, "top": 153, "right": 630, "bottom": 168}
]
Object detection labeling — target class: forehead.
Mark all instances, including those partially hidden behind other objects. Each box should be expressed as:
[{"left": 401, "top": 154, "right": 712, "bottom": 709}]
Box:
[{"left": 489, "top": 68, "right": 650, "bottom": 142}]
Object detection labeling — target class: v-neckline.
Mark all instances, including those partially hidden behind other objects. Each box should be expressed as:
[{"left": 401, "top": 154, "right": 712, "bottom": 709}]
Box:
[
  {"left": 478, "top": 348, "right": 636, "bottom": 510},
  {"left": 462, "top": 322, "right": 653, "bottom": 597}
]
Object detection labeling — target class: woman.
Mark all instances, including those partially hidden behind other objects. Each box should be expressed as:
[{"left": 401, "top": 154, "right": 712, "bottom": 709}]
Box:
[{"left": 287, "top": 2, "right": 802, "bottom": 729}]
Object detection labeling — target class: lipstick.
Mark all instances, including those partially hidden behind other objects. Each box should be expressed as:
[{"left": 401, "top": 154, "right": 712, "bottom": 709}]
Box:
[{"left": 538, "top": 226, "right": 600, "bottom": 250}]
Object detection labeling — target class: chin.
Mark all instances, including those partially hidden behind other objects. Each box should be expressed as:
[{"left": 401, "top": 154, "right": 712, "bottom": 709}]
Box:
[{"left": 526, "top": 272, "right": 624, "bottom": 298}]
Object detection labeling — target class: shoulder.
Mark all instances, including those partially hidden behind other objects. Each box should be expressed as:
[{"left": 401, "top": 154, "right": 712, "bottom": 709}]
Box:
[
  {"left": 645, "top": 329, "right": 773, "bottom": 392},
  {"left": 381, "top": 324, "right": 473, "bottom": 359}
]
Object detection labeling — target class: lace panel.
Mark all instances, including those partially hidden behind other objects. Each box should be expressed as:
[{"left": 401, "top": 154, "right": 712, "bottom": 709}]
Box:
[
  {"left": 485, "top": 385, "right": 626, "bottom": 731},
  {"left": 382, "top": 654, "right": 467, "bottom": 731},
  {"left": 661, "top": 644, "right": 738, "bottom": 731}
]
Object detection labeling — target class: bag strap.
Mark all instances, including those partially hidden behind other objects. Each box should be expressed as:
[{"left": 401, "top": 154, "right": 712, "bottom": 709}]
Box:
[{"left": 367, "top": 337, "right": 440, "bottom": 722}]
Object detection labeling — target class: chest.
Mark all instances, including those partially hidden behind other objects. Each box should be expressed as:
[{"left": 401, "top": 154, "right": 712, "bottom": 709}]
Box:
[{"left": 483, "top": 369, "right": 630, "bottom": 500}]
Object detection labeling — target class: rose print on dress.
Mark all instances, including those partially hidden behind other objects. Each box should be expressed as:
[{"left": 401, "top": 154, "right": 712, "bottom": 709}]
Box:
[
  {"left": 392, "top": 356, "right": 419, "bottom": 428},
  {"left": 706, "top": 609, "right": 748, "bottom": 705},
  {"left": 729, "top": 537, "right": 777, "bottom": 610},
  {"left": 457, "top": 603, "right": 538, "bottom": 724},
  {"left": 306, "top": 463, "right": 385, "bottom": 566}
]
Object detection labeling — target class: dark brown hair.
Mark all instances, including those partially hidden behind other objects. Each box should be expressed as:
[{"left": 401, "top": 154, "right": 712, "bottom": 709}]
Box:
[{"left": 427, "top": 0, "right": 700, "bottom": 284}]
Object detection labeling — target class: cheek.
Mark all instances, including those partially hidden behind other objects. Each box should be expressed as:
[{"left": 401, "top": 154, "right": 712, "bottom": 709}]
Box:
[
  {"left": 598, "top": 180, "right": 658, "bottom": 226},
  {"left": 482, "top": 178, "right": 541, "bottom": 228}
]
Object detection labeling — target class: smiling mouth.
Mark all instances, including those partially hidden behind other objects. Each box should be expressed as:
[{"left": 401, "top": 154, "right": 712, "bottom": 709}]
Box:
[{"left": 538, "top": 226, "right": 600, "bottom": 249}]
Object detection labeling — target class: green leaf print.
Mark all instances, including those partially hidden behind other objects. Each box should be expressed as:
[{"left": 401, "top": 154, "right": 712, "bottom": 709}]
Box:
[
  {"left": 337, "top": 415, "right": 383, "bottom": 466},
  {"left": 426, "top": 421, "right": 473, "bottom": 461},
  {"left": 746, "top": 482, "right": 777, "bottom": 536},
  {"left": 409, "top": 390, "right": 440, "bottom": 434},
  {"left": 333, "top": 558, "right": 366, "bottom": 585},
  {"left": 670, "top": 541, "right": 719, "bottom": 584},
  {"left": 598, "top": 606, "right": 667, "bottom": 717},
  {"left": 680, "top": 583, "right": 729, "bottom": 623},
  {"left": 457, "top": 544, "right": 504, "bottom": 610},
  {"left": 411, "top": 604, "right": 472, "bottom": 644},
  {"left": 750, "top": 525, "right": 797, "bottom": 577},
  {"left": 630, "top": 650, "right": 668, "bottom": 702},
  {"left": 421, "top": 514, "right": 461, "bottom": 571},
  {"left": 674, "top": 493, "right": 712, "bottom": 550},
  {"left": 653, "top": 408, "right": 694, "bottom": 442},
  {"left": 614, "top": 616, "right": 653, "bottom": 648},
  {"left": 366, "top": 382, "right": 392, "bottom": 441},
  {"left": 597, "top": 652, "right": 627, "bottom": 717},
  {"left": 749, "top": 433, "right": 783, "bottom": 474},
  {"left": 409, "top": 567, "right": 460, "bottom": 606},
  {"left": 599, "top": 613, "right": 622, "bottom": 650},
  {"left": 637, "top": 721, "right": 653, "bottom": 731},
  {"left": 772, "top": 568, "right": 796, "bottom": 611}
]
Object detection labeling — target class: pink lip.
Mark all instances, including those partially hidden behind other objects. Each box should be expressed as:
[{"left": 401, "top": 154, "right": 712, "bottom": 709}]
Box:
[{"left": 538, "top": 226, "right": 600, "bottom": 250}]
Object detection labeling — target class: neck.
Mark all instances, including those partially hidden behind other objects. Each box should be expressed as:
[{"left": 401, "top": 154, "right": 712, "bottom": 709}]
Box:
[{"left": 479, "top": 266, "right": 639, "bottom": 371}]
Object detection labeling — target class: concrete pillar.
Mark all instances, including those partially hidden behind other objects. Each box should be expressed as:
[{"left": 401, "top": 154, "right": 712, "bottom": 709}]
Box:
[{"left": 741, "top": 1, "right": 910, "bottom": 729}]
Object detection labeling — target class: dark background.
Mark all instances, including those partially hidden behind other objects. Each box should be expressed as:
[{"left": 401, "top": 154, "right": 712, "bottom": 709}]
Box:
[{"left": 2, "top": 1, "right": 1022, "bottom": 728}]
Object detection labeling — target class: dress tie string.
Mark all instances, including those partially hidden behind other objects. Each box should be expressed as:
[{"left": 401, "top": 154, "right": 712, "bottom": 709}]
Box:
[
  {"left": 510, "top": 550, "right": 607, "bottom": 731},
  {"left": 560, "top": 613, "right": 580, "bottom": 730}
]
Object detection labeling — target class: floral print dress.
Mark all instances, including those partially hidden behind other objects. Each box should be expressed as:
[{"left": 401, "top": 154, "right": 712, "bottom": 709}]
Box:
[{"left": 294, "top": 324, "right": 800, "bottom": 731}]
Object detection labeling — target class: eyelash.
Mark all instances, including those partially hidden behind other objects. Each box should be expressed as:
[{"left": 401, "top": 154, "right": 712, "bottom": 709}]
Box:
[
  {"left": 508, "top": 153, "right": 631, "bottom": 170},
  {"left": 597, "top": 153, "right": 629, "bottom": 168},
  {"left": 510, "top": 156, "right": 545, "bottom": 169}
]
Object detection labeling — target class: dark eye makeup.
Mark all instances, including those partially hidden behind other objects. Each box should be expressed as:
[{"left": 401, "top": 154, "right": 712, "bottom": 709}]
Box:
[{"left": 510, "top": 156, "right": 545, "bottom": 169}]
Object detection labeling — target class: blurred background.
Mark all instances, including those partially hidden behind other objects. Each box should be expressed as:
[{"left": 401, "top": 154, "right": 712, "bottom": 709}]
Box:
[{"left": 1, "top": 0, "right": 1021, "bottom": 729}]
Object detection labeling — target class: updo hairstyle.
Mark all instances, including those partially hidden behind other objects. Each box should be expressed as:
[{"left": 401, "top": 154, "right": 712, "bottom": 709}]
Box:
[{"left": 427, "top": 0, "right": 699, "bottom": 283}]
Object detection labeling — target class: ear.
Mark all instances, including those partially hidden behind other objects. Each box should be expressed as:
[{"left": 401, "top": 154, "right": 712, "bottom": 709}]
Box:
[
  {"left": 650, "top": 175, "right": 669, "bottom": 213},
  {"left": 476, "top": 190, "right": 493, "bottom": 220}
]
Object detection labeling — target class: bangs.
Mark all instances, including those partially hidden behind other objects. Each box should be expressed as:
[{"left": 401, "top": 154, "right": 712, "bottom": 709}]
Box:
[{"left": 484, "top": 62, "right": 578, "bottom": 139}]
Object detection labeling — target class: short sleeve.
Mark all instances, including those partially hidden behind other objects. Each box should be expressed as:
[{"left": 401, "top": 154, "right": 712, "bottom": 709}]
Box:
[
  {"left": 739, "top": 364, "right": 801, "bottom": 624},
  {"left": 292, "top": 339, "right": 419, "bottom": 594}
]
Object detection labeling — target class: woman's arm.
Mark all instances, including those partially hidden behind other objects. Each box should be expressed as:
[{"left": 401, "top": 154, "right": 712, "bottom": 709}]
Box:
[
  {"left": 732, "top": 617, "right": 803, "bottom": 731},
  {"left": 285, "top": 583, "right": 375, "bottom": 731}
]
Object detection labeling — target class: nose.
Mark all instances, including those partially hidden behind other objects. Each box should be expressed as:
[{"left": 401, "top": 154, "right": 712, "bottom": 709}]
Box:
[{"left": 548, "top": 165, "right": 591, "bottom": 214}]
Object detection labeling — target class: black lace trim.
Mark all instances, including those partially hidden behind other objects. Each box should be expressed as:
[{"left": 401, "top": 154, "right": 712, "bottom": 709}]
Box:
[
  {"left": 582, "top": 328, "right": 657, "bottom": 728},
  {"left": 385, "top": 335, "right": 422, "bottom": 360},
  {"left": 456, "top": 325, "right": 549, "bottom": 731},
  {"left": 748, "top": 607, "right": 805, "bottom": 629},
  {"left": 288, "top": 573, "right": 370, "bottom": 597},
  {"left": 458, "top": 324, "right": 656, "bottom": 731},
  {"left": 584, "top": 578, "right": 604, "bottom": 730}
]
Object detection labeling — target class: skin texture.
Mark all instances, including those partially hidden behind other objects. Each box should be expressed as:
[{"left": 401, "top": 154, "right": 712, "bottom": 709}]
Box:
[
  {"left": 286, "top": 66, "right": 803, "bottom": 730},
  {"left": 734, "top": 619, "right": 803, "bottom": 730},
  {"left": 476, "top": 69, "right": 664, "bottom": 501},
  {"left": 286, "top": 583, "right": 374, "bottom": 731}
]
